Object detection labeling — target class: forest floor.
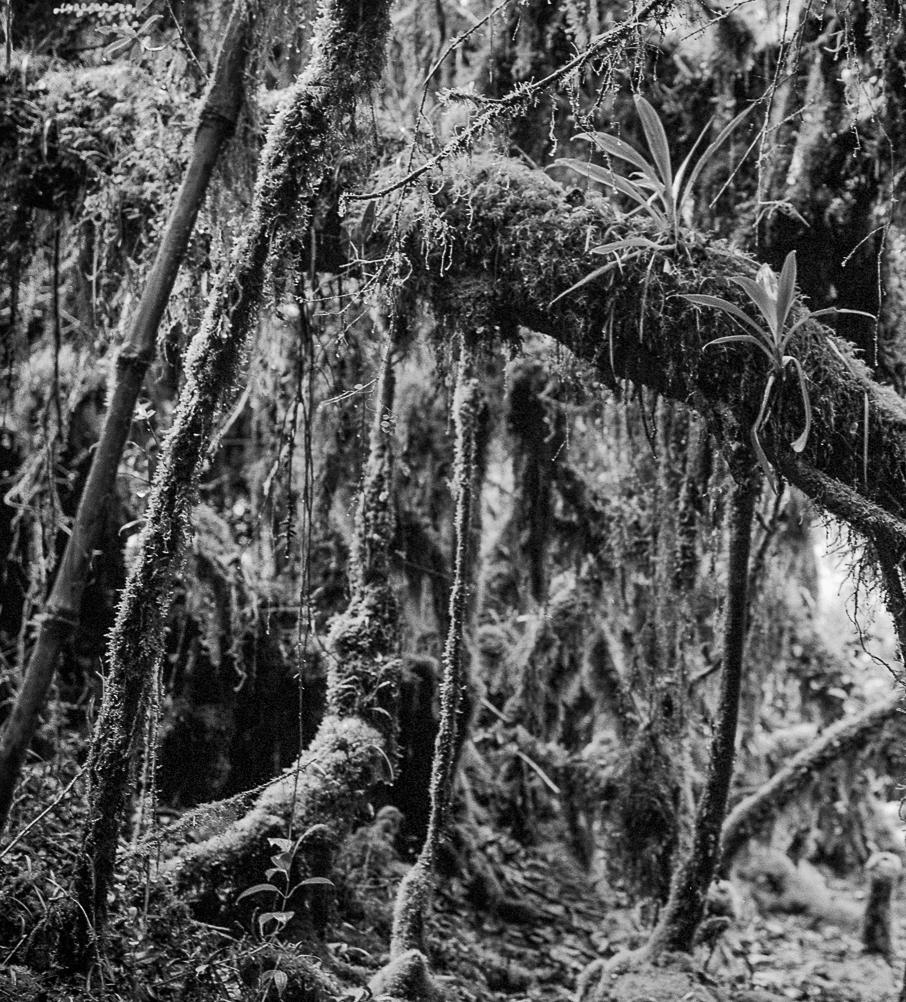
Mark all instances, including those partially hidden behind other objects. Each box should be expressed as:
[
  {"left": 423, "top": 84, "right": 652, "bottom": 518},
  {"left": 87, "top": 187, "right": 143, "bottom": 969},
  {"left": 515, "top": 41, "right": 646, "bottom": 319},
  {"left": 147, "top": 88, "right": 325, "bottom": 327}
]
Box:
[{"left": 1, "top": 744, "right": 904, "bottom": 1002}]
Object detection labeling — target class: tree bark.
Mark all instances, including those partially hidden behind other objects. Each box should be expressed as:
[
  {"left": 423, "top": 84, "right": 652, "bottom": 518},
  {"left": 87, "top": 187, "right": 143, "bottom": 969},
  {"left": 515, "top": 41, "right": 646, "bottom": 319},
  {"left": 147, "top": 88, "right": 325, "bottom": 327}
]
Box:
[
  {"left": 68, "top": 0, "right": 393, "bottom": 951},
  {"left": 0, "top": 0, "right": 253, "bottom": 834},
  {"left": 388, "top": 334, "right": 478, "bottom": 958},
  {"left": 719, "top": 691, "right": 904, "bottom": 871}
]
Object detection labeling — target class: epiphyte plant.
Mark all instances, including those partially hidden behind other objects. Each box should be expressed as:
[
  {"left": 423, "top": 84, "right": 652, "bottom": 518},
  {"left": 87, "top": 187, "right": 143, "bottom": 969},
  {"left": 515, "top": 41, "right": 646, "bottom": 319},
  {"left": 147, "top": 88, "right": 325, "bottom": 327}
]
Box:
[
  {"left": 681, "top": 250, "right": 874, "bottom": 490},
  {"left": 551, "top": 94, "right": 753, "bottom": 302}
]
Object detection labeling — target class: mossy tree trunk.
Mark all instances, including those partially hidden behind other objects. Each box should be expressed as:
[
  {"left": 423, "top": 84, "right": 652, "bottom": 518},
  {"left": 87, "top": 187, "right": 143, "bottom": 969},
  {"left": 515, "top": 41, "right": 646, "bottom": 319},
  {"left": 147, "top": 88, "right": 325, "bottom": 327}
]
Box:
[
  {"left": 0, "top": 0, "right": 253, "bottom": 836},
  {"left": 369, "top": 332, "right": 479, "bottom": 1000},
  {"left": 68, "top": 0, "right": 393, "bottom": 953}
]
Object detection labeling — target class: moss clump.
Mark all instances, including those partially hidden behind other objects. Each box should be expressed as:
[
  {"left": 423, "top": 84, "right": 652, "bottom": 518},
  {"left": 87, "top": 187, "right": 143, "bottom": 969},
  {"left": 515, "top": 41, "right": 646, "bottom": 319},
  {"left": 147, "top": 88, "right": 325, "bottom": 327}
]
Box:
[{"left": 368, "top": 949, "right": 443, "bottom": 1002}]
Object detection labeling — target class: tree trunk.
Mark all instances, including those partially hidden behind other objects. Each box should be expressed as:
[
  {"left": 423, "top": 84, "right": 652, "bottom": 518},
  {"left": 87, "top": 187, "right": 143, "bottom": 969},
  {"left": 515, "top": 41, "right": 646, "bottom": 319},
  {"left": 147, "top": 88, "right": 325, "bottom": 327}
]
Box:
[
  {"left": 0, "top": 0, "right": 253, "bottom": 835},
  {"left": 652, "top": 471, "right": 758, "bottom": 954},
  {"left": 67, "top": 0, "right": 393, "bottom": 953},
  {"left": 367, "top": 333, "right": 479, "bottom": 1002}
]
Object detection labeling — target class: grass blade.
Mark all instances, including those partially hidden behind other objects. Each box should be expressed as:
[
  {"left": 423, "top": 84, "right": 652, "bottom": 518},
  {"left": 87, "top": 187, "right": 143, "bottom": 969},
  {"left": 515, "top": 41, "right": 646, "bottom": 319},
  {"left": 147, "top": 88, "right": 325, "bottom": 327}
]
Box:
[
  {"left": 550, "top": 260, "right": 626, "bottom": 304},
  {"left": 591, "top": 236, "right": 665, "bottom": 255}
]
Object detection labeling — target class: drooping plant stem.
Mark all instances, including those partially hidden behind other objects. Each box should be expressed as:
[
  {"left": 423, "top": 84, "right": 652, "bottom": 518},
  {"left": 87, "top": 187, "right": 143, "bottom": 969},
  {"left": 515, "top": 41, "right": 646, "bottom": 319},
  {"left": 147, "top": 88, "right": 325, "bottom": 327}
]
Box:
[
  {"left": 0, "top": 0, "right": 253, "bottom": 836},
  {"left": 68, "top": 0, "right": 393, "bottom": 949},
  {"left": 389, "top": 332, "right": 479, "bottom": 958},
  {"left": 646, "top": 470, "right": 758, "bottom": 955}
]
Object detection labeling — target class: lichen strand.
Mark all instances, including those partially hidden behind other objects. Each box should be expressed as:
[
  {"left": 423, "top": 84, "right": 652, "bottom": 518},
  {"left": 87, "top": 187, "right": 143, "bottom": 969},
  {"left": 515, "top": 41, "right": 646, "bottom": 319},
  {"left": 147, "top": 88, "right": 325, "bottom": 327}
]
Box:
[
  {"left": 73, "top": 0, "right": 393, "bottom": 942},
  {"left": 374, "top": 156, "right": 906, "bottom": 537},
  {"left": 167, "top": 715, "right": 385, "bottom": 903},
  {"left": 387, "top": 334, "right": 479, "bottom": 967}
]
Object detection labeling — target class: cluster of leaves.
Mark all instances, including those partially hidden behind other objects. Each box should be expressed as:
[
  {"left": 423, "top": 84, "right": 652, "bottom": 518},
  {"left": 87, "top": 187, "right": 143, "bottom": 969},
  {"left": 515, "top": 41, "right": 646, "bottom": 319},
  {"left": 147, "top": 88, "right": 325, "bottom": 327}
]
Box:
[
  {"left": 682, "top": 252, "right": 871, "bottom": 489},
  {"left": 551, "top": 95, "right": 752, "bottom": 301}
]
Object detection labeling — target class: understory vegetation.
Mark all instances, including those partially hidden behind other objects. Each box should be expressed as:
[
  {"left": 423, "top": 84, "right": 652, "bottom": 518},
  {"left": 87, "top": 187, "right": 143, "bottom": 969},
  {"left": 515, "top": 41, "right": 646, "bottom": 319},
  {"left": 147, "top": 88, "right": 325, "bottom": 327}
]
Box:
[{"left": 2, "top": 1, "right": 906, "bottom": 1001}]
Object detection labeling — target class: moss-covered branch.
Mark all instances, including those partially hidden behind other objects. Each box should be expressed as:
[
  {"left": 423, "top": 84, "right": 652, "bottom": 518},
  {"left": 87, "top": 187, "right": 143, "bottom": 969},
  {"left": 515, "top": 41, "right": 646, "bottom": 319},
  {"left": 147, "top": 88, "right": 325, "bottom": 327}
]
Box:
[{"left": 370, "top": 157, "right": 906, "bottom": 542}]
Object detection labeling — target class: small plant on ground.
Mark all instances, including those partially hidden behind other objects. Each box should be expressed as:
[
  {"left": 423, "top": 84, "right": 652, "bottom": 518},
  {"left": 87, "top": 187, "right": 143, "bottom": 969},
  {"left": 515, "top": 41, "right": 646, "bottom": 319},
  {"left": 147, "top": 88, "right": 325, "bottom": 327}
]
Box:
[
  {"left": 237, "top": 832, "right": 336, "bottom": 998},
  {"left": 551, "top": 94, "right": 752, "bottom": 301},
  {"left": 681, "top": 250, "right": 874, "bottom": 490}
]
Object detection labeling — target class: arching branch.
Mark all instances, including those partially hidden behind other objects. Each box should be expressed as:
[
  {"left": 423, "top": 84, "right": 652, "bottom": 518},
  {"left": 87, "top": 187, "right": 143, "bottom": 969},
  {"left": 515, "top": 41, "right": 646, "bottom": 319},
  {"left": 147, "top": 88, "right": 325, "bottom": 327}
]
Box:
[{"left": 367, "top": 157, "right": 906, "bottom": 546}]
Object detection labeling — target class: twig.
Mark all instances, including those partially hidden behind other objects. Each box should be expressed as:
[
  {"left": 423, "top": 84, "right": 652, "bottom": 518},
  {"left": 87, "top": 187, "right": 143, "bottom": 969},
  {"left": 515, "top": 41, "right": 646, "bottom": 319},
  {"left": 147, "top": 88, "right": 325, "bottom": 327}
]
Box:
[
  {"left": 346, "top": 0, "right": 674, "bottom": 201},
  {"left": 0, "top": 766, "right": 85, "bottom": 860}
]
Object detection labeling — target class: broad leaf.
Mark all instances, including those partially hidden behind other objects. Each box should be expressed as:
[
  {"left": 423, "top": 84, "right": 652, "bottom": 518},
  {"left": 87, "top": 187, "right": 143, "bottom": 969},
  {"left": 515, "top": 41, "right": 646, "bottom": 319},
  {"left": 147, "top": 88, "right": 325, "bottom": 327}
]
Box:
[
  {"left": 774, "top": 252, "right": 798, "bottom": 332},
  {"left": 634, "top": 96, "right": 674, "bottom": 204},
  {"left": 237, "top": 883, "right": 280, "bottom": 903},
  {"left": 782, "top": 355, "right": 812, "bottom": 453},
  {"left": 577, "top": 130, "right": 659, "bottom": 186},
  {"left": 729, "top": 275, "right": 781, "bottom": 338}
]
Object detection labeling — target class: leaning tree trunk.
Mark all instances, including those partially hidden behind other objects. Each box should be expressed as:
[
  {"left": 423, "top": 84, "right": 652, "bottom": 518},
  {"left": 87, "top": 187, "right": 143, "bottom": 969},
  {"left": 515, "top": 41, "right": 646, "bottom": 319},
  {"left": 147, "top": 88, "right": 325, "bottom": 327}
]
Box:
[
  {"left": 719, "top": 690, "right": 904, "bottom": 871},
  {"left": 66, "top": 0, "right": 393, "bottom": 955},
  {"left": 369, "top": 332, "right": 479, "bottom": 1002},
  {"left": 0, "top": 0, "right": 253, "bottom": 836}
]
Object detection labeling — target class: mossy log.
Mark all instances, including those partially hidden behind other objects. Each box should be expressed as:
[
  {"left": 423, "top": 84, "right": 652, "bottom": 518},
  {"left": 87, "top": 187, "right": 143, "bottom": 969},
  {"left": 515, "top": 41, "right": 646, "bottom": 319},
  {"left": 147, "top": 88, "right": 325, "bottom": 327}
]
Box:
[
  {"left": 370, "top": 157, "right": 906, "bottom": 546},
  {"left": 719, "top": 691, "right": 905, "bottom": 870},
  {"left": 161, "top": 715, "right": 386, "bottom": 909}
]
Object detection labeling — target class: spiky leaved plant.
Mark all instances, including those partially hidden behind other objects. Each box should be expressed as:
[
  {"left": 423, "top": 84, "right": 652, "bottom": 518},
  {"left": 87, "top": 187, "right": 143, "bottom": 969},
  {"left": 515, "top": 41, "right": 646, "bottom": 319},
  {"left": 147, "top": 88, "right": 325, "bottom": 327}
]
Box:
[
  {"left": 681, "top": 250, "right": 874, "bottom": 490},
  {"left": 551, "top": 94, "right": 752, "bottom": 301}
]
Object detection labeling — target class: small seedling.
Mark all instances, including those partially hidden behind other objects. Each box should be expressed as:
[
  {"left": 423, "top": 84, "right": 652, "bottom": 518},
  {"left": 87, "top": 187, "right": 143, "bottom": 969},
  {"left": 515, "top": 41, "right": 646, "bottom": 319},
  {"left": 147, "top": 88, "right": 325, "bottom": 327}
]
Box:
[
  {"left": 551, "top": 95, "right": 753, "bottom": 302},
  {"left": 680, "top": 250, "right": 874, "bottom": 490},
  {"left": 237, "top": 832, "right": 336, "bottom": 997}
]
